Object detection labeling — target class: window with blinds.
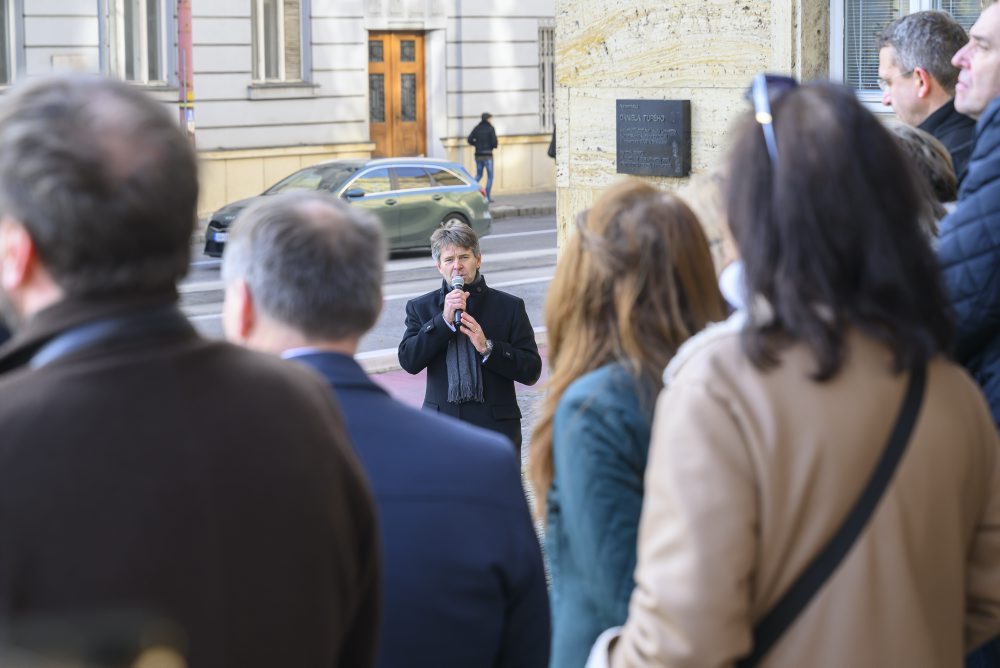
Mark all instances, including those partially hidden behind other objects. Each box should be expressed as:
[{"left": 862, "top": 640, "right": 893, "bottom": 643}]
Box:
[
  {"left": 935, "top": 0, "right": 980, "bottom": 27},
  {"left": 843, "top": 0, "right": 980, "bottom": 94},
  {"left": 538, "top": 26, "right": 555, "bottom": 132}
]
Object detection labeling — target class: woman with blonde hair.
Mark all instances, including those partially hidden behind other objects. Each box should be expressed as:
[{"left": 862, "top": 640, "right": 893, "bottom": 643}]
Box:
[{"left": 530, "top": 178, "right": 725, "bottom": 667}]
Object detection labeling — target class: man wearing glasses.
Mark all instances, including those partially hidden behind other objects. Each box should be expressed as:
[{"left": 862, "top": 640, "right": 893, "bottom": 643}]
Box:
[{"left": 879, "top": 11, "right": 975, "bottom": 179}]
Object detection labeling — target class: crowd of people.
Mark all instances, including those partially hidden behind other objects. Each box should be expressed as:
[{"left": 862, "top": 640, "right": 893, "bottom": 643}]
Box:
[{"left": 1, "top": 3, "right": 1000, "bottom": 668}]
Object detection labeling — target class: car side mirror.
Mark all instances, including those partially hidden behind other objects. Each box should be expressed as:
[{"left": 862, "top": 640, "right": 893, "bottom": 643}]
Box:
[{"left": 343, "top": 188, "right": 365, "bottom": 199}]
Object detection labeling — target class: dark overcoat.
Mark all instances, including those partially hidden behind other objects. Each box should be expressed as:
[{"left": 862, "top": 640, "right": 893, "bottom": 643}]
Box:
[
  {"left": 293, "top": 351, "right": 550, "bottom": 668},
  {"left": 938, "top": 96, "right": 1000, "bottom": 428},
  {"left": 0, "top": 294, "right": 380, "bottom": 668},
  {"left": 397, "top": 276, "right": 542, "bottom": 448}
]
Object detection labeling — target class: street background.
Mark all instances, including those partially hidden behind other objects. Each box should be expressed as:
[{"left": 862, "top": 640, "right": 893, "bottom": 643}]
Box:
[{"left": 179, "top": 191, "right": 557, "bottom": 452}]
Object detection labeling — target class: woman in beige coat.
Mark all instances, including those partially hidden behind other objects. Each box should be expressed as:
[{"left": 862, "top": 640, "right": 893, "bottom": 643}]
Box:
[{"left": 597, "top": 80, "right": 1000, "bottom": 666}]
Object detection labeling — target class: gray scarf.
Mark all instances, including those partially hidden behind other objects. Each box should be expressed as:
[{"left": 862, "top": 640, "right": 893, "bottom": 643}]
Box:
[{"left": 445, "top": 274, "right": 484, "bottom": 404}]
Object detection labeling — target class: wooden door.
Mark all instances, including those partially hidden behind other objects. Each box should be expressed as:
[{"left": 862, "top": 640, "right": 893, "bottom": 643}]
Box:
[{"left": 368, "top": 32, "right": 426, "bottom": 158}]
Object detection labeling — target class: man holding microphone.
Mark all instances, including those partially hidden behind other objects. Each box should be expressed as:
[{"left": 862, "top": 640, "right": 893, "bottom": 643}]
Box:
[{"left": 398, "top": 221, "right": 541, "bottom": 451}]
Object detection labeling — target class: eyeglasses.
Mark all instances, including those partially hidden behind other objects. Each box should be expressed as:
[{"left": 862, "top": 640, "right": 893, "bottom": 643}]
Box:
[
  {"left": 748, "top": 73, "right": 798, "bottom": 165},
  {"left": 876, "top": 69, "right": 913, "bottom": 92}
]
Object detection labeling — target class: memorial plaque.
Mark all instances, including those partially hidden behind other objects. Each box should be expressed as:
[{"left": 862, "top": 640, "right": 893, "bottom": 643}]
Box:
[{"left": 616, "top": 99, "right": 691, "bottom": 177}]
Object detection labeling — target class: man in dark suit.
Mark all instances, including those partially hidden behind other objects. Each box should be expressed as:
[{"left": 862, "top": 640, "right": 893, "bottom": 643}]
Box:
[
  {"left": 221, "top": 191, "right": 551, "bottom": 668},
  {"left": 0, "top": 75, "right": 379, "bottom": 667},
  {"left": 398, "top": 221, "right": 541, "bottom": 450}
]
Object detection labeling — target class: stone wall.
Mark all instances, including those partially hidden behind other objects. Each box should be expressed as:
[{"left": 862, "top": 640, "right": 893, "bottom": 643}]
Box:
[{"left": 554, "top": 0, "right": 829, "bottom": 246}]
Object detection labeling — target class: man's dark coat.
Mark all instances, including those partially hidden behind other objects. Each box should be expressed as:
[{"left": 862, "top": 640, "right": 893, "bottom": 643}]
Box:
[
  {"left": 467, "top": 121, "right": 498, "bottom": 159},
  {"left": 293, "top": 351, "right": 550, "bottom": 668},
  {"left": 397, "top": 276, "right": 541, "bottom": 448},
  {"left": 919, "top": 98, "right": 976, "bottom": 181},
  {"left": 937, "top": 96, "right": 1000, "bottom": 428},
  {"left": 0, "top": 294, "right": 380, "bottom": 667}
]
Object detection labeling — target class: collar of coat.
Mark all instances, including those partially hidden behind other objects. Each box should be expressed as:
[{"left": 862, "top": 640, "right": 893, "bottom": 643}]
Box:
[
  {"left": 0, "top": 287, "right": 181, "bottom": 373},
  {"left": 436, "top": 272, "right": 487, "bottom": 304}
]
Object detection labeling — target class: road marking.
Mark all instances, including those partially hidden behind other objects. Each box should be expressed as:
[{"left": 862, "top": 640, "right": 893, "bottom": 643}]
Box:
[
  {"left": 180, "top": 248, "right": 557, "bottom": 294},
  {"left": 186, "top": 274, "right": 555, "bottom": 321},
  {"left": 385, "top": 247, "right": 556, "bottom": 272},
  {"left": 383, "top": 274, "right": 553, "bottom": 302},
  {"left": 485, "top": 229, "right": 556, "bottom": 240}
]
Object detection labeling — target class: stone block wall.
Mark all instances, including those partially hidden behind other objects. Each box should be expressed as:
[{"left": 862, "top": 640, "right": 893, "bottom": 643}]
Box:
[{"left": 554, "top": 0, "right": 829, "bottom": 247}]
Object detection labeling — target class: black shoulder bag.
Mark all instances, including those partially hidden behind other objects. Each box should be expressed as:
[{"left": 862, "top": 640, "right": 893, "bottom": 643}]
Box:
[{"left": 736, "top": 363, "right": 927, "bottom": 667}]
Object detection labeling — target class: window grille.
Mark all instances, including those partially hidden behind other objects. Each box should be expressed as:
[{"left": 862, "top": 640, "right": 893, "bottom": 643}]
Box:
[{"left": 538, "top": 26, "right": 555, "bottom": 132}]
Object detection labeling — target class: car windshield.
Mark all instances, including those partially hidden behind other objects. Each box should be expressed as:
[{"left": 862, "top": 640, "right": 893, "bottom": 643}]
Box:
[{"left": 264, "top": 165, "right": 359, "bottom": 195}]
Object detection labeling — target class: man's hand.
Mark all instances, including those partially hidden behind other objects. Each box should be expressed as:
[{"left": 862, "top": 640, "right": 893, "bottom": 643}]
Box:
[
  {"left": 443, "top": 288, "right": 469, "bottom": 326},
  {"left": 459, "top": 312, "right": 489, "bottom": 354}
]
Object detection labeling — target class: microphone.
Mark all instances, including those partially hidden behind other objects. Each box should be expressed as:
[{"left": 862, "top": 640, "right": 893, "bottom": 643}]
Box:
[{"left": 451, "top": 275, "right": 465, "bottom": 328}]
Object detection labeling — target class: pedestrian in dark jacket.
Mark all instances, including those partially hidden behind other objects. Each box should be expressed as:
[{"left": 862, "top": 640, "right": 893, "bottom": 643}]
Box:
[{"left": 468, "top": 112, "right": 498, "bottom": 202}]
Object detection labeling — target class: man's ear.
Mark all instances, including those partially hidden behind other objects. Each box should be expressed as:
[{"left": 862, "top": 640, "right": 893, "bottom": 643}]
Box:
[
  {"left": 223, "top": 279, "right": 256, "bottom": 343},
  {"left": 236, "top": 280, "right": 256, "bottom": 341},
  {"left": 0, "top": 217, "right": 37, "bottom": 293},
  {"left": 914, "top": 67, "right": 933, "bottom": 98}
]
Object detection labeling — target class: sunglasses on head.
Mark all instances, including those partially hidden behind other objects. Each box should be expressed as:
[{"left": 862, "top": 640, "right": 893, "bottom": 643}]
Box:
[{"left": 748, "top": 73, "right": 799, "bottom": 165}]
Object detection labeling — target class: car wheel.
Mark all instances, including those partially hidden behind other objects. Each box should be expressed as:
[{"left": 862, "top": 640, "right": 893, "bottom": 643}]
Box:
[{"left": 441, "top": 213, "right": 468, "bottom": 227}]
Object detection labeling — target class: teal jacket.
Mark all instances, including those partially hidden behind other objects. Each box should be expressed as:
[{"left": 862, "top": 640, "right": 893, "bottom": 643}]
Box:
[{"left": 545, "top": 362, "right": 655, "bottom": 667}]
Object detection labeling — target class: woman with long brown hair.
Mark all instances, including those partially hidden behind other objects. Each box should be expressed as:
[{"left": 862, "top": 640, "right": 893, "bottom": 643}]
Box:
[{"left": 529, "top": 178, "right": 725, "bottom": 667}]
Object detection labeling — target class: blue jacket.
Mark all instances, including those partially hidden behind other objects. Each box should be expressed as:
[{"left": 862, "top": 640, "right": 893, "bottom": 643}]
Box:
[
  {"left": 544, "top": 363, "right": 655, "bottom": 668},
  {"left": 938, "top": 97, "right": 1000, "bottom": 427},
  {"left": 292, "top": 351, "right": 550, "bottom": 668}
]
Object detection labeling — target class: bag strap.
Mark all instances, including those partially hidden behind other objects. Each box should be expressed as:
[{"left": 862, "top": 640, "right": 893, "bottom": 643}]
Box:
[{"left": 736, "top": 362, "right": 927, "bottom": 668}]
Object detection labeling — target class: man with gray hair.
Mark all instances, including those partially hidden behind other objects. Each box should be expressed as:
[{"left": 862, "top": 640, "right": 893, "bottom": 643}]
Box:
[
  {"left": 0, "top": 75, "right": 379, "bottom": 666},
  {"left": 880, "top": 10, "right": 976, "bottom": 177},
  {"left": 222, "top": 192, "right": 551, "bottom": 668},
  {"left": 398, "top": 221, "right": 542, "bottom": 451}
]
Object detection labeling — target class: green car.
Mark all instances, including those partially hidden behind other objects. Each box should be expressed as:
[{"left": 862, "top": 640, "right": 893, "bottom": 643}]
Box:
[{"left": 204, "top": 157, "right": 492, "bottom": 257}]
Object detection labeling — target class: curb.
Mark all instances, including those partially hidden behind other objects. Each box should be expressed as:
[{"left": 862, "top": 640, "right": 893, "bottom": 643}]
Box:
[
  {"left": 488, "top": 204, "right": 557, "bottom": 220},
  {"left": 357, "top": 327, "right": 548, "bottom": 375}
]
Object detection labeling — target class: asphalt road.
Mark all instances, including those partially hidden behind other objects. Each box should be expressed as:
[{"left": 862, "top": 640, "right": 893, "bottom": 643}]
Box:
[{"left": 179, "top": 214, "right": 557, "bottom": 353}]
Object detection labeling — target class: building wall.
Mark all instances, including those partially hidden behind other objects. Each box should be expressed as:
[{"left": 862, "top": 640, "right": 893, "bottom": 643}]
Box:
[
  {"left": 553, "top": 0, "right": 829, "bottom": 245},
  {"left": 23, "top": 0, "right": 100, "bottom": 75},
  {"left": 7, "top": 1, "right": 556, "bottom": 217},
  {"left": 197, "top": 0, "right": 556, "bottom": 215}
]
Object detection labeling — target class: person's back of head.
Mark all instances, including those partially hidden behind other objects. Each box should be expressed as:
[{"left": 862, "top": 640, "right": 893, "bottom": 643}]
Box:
[
  {"left": 530, "top": 177, "right": 727, "bottom": 517},
  {"left": 885, "top": 120, "right": 956, "bottom": 235},
  {"left": 880, "top": 11, "right": 967, "bottom": 96},
  {"left": 0, "top": 75, "right": 198, "bottom": 298},
  {"left": 222, "top": 191, "right": 386, "bottom": 344},
  {"left": 726, "top": 81, "right": 953, "bottom": 380}
]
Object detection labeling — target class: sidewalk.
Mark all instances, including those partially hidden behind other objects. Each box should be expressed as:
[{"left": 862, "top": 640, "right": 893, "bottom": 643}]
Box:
[{"left": 488, "top": 190, "right": 556, "bottom": 220}]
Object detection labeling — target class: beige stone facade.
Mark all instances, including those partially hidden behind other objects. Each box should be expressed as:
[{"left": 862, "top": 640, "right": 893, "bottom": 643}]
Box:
[{"left": 553, "top": 0, "right": 829, "bottom": 244}]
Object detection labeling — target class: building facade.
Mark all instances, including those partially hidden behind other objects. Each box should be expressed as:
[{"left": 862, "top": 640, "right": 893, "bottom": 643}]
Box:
[
  {"left": 8, "top": 0, "right": 556, "bottom": 215},
  {"left": 553, "top": 0, "right": 981, "bottom": 238}
]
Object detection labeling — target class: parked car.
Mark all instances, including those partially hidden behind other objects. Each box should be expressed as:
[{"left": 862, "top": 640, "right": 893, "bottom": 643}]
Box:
[{"left": 203, "top": 157, "right": 492, "bottom": 257}]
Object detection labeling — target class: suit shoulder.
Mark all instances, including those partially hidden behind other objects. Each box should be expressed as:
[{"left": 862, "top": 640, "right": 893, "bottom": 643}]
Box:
[
  {"left": 406, "top": 289, "right": 441, "bottom": 308},
  {"left": 485, "top": 287, "right": 526, "bottom": 308},
  {"left": 198, "top": 341, "right": 333, "bottom": 404}
]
